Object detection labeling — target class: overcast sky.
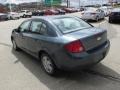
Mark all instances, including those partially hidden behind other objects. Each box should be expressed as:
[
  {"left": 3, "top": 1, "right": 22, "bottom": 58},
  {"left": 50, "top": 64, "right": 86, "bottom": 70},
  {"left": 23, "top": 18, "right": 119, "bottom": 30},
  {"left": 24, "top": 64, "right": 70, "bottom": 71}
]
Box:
[
  {"left": 0, "top": 0, "right": 38, "bottom": 4},
  {"left": 0, "top": 0, "right": 109, "bottom": 5}
]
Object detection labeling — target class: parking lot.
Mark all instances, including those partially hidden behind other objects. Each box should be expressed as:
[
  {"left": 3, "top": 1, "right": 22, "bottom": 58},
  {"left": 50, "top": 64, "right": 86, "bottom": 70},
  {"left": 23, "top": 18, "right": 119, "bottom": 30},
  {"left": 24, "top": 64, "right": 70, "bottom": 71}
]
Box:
[{"left": 0, "top": 14, "right": 120, "bottom": 90}]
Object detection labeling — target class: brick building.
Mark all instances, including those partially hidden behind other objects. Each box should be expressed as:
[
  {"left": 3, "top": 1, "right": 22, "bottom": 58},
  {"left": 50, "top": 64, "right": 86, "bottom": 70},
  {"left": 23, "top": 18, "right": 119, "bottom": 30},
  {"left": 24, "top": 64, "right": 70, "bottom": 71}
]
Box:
[{"left": 0, "top": 4, "right": 8, "bottom": 13}]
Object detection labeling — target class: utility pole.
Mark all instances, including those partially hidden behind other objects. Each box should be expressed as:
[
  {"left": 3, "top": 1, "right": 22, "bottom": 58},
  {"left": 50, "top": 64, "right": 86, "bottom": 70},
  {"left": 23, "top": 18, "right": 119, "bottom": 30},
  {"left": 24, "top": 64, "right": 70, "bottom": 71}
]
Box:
[
  {"left": 51, "top": 0, "right": 53, "bottom": 8},
  {"left": 79, "top": 0, "right": 80, "bottom": 9},
  {"left": 9, "top": 4, "right": 12, "bottom": 12},
  {"left": 67, "top": 0, "right": 70, "bottom": 8},
  {"left": 9, "top": 2, "right": 12, "bottom": 12},
  {"left": 69, "top": 0, "right": 70, "bottom": 7},
  {"left": 67, "top": 0, "right": 69, "bottom": 7},
  {"left": 37, "top": 0, "right": 39, "bottom": 10},
  {"left": 41, "top": 0, "right": 44, "bottom": 10}
]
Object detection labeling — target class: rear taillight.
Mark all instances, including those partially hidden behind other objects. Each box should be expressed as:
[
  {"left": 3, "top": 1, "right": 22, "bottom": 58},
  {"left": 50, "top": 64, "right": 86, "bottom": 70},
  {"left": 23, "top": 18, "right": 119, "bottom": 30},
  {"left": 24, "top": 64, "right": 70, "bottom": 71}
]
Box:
[{"left": 64, "top": 40, "right": 85, "bottom": 53}]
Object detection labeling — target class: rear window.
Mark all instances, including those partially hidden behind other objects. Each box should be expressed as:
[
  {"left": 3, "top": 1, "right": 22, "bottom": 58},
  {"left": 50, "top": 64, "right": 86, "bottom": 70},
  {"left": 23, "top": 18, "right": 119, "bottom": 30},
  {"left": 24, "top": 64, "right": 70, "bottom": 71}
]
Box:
[
  {"left": 26, "top": 11, "right": 30, "bottom": 13},
  {"left": 112, "top": 12, "right": 120, "bottom": 15},
  {"left": 53, "top": 17, "right": 92, "bottom": 33},
  {"left": 21, "top": 11, "right": 25, "bottom": 13}
]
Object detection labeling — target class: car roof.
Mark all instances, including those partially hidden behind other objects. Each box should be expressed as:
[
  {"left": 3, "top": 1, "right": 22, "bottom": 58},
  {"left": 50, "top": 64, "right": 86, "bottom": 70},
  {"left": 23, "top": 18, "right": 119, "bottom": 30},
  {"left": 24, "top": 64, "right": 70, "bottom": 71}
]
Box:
[
  {"left": 21, "top": 10, "right": 29, "bottom": 11},
  {"left": 9, "top": 12, "right": 17, "bottom": 14},
  {"left": 86, "top": 7, "right": 98, "bottom": 12},
  {"left": 100, "top": 6, "right": 107, "bottom": 9},
  {"left": 32, "top": 15, "right": 78, "bottom": 21},
  {"left": 100, "top": 6, "right": 107, "bottom": 8},
  {"left": 0, "top": 13, "right": 7, "bottom": 15},
  {"left": 112, "top": 8, "right": 120, "bottom": 12}
]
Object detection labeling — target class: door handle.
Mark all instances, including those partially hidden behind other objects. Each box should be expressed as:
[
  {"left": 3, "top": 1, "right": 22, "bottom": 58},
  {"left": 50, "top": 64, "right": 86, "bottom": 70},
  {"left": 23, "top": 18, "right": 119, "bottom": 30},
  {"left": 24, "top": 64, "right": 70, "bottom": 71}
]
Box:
[
  {"left": 20, "top": 33, "right": 25, "bottom": 39},
  {"left": 34, "top": 39, "right": 39, "bottom": 41}
]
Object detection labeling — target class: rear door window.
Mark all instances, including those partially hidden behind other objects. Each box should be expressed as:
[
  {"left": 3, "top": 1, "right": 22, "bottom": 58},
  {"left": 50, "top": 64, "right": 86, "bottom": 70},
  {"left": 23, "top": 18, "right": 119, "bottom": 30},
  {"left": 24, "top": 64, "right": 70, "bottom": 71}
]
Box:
[
  {"left": 40, "top": 23, "right": 47, "bottom": 35},
  {"left": 30, "top": 21, "right": 42, "bottom": 33},
  {"left": 19, "top": 21, "right": 31, "bottom": 32},
  {"left": 30, "top": 20, "right": 48, "bottom": 35}
]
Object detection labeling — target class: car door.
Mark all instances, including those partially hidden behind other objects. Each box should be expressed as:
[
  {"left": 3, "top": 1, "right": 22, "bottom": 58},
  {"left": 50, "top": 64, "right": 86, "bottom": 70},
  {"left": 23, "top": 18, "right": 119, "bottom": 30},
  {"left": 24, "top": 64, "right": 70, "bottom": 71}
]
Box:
[
  {"left": 98, "top": 9, "right": 105, "bottom": 19},
  {"left": 100, "top": 9, "right": 105, "bottom": 18},
  {"left": 23, "top": 20, "right": 44, "bottom": 57},
  {"left": 15, "top": 20, "right": 31, "bottom": 49},
  {"left": 96, "top": 9, "right": 100, "bottom": 19}
]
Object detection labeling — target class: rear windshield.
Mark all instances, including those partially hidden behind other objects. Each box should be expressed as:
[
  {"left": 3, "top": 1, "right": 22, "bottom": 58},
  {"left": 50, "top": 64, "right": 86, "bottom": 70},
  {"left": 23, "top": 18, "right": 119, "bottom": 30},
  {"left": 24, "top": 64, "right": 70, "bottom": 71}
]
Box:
[
  {"left": 112, "top": 12, "right": 120, "bottom": 16},
  {"left": 53, "top": 17, "right": 92, "bottom": 33}
]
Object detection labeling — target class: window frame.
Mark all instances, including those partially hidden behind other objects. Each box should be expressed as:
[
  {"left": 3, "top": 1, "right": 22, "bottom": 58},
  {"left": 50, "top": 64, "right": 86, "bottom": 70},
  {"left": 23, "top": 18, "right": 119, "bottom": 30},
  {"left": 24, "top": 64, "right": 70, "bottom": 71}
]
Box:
[
  {"left": 52, "top": 17, "right": 93, "bottom": 34},
  {"left": 30, "top": 20, "right": 48, "bottom": 36},
  {"left": 30, "top": 20, "right": 43, "bottom": 34},
  {"left": 18, "top": 20, "right": 31, "bottom": 33},
  {"left": 40, "top": 23, "right": 48, "bottom": 35}
]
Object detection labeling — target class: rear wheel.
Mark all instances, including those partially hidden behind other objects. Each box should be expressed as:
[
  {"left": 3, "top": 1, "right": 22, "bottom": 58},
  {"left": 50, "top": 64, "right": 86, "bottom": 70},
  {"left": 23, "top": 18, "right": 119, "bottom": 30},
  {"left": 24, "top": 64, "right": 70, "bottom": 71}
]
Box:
[
  {"left": 41, "top": 53, "right": 58, "bottom": 76},
  {"left": 23, "top": 14, "right": 26, "bottom": 18},
  {"left": 17, "top": 17, "right": 20, "bottom": 19},
  {"left": 29, "top": 15, "right": 32, "bottom": 18},
  {"left": 96, "top": 16, "right": 99, "bottom": 22},
  {"left": 10, "top": 16, "right": 13, "bottom": 20}
]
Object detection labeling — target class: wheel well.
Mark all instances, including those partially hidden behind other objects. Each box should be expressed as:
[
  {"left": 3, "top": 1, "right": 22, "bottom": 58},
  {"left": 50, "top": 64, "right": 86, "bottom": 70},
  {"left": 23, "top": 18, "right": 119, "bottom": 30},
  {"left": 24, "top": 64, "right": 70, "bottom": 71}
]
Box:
[
  {"left": 11, "top": 36, "right": 13, "bottom": 41},
  {"left": 38, "top": 50, "right": 48, "bottom": 59},
  {"left": 38, "top": 50, "right": 57, "bottom": 68},
  {"left": 96, "top": 16, "right": 99, "bottom": 18}
]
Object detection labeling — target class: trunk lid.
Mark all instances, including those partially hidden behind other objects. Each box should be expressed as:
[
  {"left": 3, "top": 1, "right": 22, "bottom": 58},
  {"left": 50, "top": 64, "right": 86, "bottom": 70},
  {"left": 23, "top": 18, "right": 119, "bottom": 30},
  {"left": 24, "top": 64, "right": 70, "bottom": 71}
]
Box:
[{"left": 64, "top": 27, "right": 107, "bottom": 51}]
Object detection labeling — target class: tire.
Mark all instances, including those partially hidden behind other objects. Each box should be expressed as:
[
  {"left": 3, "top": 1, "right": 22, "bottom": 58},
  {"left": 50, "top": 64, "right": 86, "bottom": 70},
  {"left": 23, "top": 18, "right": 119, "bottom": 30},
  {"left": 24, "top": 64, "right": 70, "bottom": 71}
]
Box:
[
  {"left": 23, "top": 14, "right": 26, "bottom": 18},
  {"left": 10, "top": 16, "right": 13, "bottom": 20},
  {"left": 29, "top": 15, "right": 32, "bottom": 18},
  {"left": 41, "top": 53, "right": 58, "bottom": 76},
  {"left": 95, "top": 16, "right": 99, "bottom": 22},
  {"left": 17, "top": 17, "right": 20, "bottom": 19},
  {"left": 102, "top": 17, "right": 105, "bottom": 20},
  {"left": 109, "top": 18, "right": 112, "bottom": 23},
  {"left": 12, "top": 39, "right": 19, "bottom": 51}
]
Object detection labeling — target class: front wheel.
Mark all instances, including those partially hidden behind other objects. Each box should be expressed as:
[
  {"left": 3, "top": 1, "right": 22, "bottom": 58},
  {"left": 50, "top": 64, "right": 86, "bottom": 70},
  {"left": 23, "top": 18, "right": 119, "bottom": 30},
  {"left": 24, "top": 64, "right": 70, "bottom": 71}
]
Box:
[
  {"left": 12, "top": 39, "right": 19, "bottom": 51},
  {"left": 41, "top": 53, "right": 58, "bottom": 76},
  {"left": 9, "top": 16, "right": 13, "bottom": 20}
]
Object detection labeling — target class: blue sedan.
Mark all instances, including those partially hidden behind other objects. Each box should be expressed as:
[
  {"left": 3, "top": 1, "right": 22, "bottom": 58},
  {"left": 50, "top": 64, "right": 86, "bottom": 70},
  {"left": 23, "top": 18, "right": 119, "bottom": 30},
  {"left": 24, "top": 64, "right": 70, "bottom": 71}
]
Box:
[{"left": 11, "top": 16, "right": 110, "bottom": 75}]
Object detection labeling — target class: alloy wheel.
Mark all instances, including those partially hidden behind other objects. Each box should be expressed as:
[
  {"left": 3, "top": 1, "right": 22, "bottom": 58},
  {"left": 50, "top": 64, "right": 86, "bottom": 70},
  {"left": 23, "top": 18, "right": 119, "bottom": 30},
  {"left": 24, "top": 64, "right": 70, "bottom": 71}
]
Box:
[
  {"left": 96, "top": 17, "right": 99, "bottom": 22},
  {"left": 41, "top": 55, "right": 54, "bottom": 74}
]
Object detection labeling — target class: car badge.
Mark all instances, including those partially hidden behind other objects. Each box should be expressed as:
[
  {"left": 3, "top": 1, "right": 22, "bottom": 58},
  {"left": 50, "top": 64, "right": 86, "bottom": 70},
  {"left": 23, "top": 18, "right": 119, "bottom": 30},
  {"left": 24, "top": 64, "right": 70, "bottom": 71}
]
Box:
[{"left": 97, "top": 37, "right": 102, "bottom": 41}]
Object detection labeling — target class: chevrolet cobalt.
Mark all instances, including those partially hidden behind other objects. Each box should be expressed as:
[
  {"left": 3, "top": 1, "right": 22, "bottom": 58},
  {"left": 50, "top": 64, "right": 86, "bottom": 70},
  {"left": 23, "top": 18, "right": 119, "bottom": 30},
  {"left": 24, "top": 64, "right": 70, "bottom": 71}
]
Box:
[{"left": 11, "top": 16, "right": 110, "bottom": 75}]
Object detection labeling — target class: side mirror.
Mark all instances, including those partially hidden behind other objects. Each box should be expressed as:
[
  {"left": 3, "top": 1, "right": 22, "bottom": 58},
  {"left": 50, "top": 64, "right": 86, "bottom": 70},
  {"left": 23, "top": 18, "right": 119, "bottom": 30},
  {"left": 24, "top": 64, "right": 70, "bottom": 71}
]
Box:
[{"left": 14, "top": 28, "right": 20, "bottom": 33}]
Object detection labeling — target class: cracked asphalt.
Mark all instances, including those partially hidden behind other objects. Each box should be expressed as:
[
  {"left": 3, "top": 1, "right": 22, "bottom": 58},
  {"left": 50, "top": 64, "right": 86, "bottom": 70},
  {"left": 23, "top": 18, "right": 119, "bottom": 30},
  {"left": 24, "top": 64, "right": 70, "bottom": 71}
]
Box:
[{"left": 0, "top": 16, "right": 120, "bottom": 90}]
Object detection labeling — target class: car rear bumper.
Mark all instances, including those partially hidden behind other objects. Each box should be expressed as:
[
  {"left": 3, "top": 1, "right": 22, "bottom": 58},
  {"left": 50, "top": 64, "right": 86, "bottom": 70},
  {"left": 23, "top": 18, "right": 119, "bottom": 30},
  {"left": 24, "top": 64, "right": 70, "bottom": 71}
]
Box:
[{"left": 53, "top": 40, "right": 110, "bottom": 70}]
